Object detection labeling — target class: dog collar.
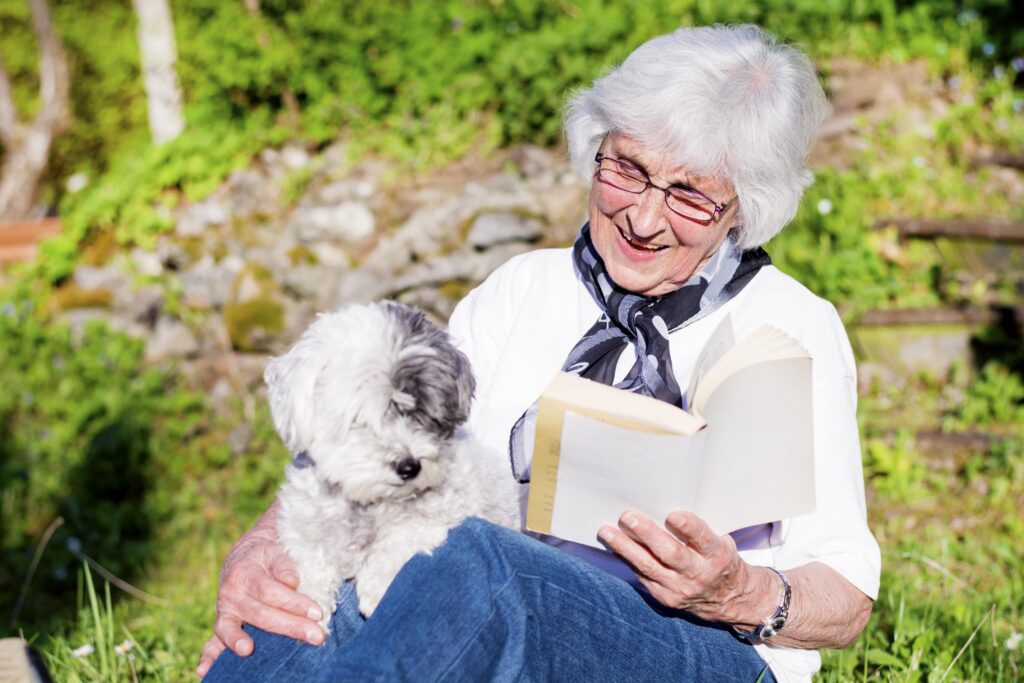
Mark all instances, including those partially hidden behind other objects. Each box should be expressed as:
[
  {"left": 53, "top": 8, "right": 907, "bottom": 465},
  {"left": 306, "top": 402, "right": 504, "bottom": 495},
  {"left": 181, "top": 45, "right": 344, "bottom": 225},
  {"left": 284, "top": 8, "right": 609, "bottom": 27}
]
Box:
[{"left": 292, "top": 450, "right": 314, "bottom": 469}]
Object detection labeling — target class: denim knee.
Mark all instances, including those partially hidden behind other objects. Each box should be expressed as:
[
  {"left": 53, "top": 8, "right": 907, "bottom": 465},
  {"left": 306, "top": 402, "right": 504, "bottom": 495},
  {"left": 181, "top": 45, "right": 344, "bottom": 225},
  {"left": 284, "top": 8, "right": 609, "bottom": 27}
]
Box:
[{"left": 441, "top": 517, "right": 525, "bottom": 578}]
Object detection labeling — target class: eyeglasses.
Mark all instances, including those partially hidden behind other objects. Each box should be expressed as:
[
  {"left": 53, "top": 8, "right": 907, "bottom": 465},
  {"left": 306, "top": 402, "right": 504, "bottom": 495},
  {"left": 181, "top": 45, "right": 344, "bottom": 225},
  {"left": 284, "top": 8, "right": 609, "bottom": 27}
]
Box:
[{"left": 594, "top": 152, "right": 734, "bottom": 226}]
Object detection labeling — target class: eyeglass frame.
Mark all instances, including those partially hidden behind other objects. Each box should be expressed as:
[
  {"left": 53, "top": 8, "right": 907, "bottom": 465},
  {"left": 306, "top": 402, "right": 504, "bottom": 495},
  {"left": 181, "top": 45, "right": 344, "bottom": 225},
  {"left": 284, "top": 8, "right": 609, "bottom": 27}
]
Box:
[{"left": 593, "top": 152, "right": 736, "bottom": 227}]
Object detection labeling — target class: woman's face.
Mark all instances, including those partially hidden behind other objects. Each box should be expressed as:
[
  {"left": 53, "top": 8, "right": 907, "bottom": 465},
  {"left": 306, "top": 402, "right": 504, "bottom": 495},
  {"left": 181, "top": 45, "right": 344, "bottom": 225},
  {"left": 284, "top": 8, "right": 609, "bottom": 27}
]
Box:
[{"left": 587, "top": 132, "right": 741, "bottom": 297}]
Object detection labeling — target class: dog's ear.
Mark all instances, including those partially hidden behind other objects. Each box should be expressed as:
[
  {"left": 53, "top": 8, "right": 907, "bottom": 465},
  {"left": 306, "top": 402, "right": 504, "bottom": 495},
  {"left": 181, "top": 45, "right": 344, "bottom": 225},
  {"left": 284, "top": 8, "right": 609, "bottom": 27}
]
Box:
[
  {"left": 264, "top": 330, "right": 328, "bottom": 454},
  {"left": 385, "top": 302, "right": 476, "bottom": 438}
]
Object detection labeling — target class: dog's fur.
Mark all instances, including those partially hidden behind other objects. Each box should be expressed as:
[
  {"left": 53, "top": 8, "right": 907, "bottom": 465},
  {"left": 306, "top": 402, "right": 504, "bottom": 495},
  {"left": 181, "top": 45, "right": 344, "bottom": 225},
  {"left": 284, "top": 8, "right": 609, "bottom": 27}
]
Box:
[{"left": 265, "top": 301, "right": 519, "bottom": 625}]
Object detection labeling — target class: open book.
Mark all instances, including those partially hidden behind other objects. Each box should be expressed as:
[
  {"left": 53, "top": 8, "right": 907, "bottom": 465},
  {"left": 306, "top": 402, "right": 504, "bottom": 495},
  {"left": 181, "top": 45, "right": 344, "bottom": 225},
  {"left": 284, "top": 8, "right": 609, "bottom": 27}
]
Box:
[{"left": 525, "top": 315, "right": 816, "bottom": 547}]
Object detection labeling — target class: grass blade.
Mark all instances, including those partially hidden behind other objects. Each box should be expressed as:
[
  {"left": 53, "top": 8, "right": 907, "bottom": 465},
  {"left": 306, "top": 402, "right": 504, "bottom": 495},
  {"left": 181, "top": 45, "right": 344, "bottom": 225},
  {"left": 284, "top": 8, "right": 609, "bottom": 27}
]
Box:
[{"left": 939, "top": 604, "right": 994, "bottom": 682}]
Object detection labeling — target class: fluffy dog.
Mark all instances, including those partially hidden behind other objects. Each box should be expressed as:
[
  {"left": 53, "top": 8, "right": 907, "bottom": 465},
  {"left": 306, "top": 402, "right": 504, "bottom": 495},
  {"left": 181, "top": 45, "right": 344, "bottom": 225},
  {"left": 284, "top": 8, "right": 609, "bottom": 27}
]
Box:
[{"left": 265, "top": 301, "right": 519, "bottom": 627}]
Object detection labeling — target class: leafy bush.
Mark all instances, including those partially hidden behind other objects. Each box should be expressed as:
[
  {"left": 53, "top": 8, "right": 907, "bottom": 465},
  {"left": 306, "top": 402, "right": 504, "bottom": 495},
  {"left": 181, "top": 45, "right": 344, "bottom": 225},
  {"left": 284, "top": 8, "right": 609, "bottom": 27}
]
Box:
[{"left": 0, "top": 300, "right": 198, "bottom": 628}]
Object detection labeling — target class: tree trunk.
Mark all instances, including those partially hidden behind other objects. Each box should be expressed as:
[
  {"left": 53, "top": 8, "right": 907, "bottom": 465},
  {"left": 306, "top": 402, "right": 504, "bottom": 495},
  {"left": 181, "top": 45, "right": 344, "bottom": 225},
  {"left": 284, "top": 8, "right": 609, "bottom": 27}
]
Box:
[
  {"left": 132, "top": 0, "right": 185, "bottom": 145},
  {"left": 0, "top": 0, "right": 70, "bottom": 222}
]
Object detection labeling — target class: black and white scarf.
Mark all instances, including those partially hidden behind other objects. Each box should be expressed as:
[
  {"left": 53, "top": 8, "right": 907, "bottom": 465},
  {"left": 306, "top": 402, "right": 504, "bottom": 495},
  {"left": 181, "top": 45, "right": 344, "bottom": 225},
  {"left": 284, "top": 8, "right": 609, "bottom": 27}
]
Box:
[{"left": 509, "top": 223, "right": 770, "bottom": 482}]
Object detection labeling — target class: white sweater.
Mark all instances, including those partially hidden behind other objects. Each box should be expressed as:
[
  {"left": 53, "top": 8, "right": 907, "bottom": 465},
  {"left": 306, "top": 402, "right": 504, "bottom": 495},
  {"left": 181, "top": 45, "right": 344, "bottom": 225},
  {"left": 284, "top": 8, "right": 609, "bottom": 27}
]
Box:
[{"left": 448, "top": 248, "right": 881, "bottom": 683}]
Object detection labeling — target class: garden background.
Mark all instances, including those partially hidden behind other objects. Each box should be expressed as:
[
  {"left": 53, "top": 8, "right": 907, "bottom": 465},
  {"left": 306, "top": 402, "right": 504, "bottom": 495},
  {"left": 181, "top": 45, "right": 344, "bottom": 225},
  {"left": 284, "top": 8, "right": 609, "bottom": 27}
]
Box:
[{"left": 1, "top": 0, "right": 1022, "bottom": 680}]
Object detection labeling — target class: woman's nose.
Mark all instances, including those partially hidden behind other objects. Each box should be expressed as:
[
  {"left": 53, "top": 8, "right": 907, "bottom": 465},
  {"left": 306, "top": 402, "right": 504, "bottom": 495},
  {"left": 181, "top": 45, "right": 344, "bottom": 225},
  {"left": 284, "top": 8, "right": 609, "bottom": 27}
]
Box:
[{"left": 626, "top": 190, "right": 667, "bottom": 239}]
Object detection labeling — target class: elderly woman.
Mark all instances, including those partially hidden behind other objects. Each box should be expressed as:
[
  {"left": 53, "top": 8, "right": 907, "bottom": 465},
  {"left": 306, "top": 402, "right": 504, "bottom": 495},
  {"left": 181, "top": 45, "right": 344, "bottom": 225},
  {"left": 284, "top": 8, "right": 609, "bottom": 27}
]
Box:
[{"left": 198, "top": 24, "right": 880, "bottom": 683}]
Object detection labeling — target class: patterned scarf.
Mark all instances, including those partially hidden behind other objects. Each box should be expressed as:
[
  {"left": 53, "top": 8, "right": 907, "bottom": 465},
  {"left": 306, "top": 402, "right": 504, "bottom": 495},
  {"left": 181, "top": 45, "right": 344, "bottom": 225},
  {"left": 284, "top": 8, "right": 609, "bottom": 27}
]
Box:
[{"left": 509, "top": 223, "right": 771, "bottom": 482}]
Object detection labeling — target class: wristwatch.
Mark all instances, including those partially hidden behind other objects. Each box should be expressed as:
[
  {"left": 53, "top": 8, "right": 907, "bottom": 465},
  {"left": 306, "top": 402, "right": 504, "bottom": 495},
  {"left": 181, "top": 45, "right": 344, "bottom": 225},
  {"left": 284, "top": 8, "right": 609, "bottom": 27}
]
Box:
[{"left": 734, "top": 567, "right": 791, "bottom": 641}]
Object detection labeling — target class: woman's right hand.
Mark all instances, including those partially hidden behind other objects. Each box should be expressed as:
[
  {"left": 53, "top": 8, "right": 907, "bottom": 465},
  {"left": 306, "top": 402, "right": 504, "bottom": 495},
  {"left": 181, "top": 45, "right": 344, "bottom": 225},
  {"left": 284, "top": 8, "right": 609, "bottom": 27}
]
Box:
[{"left": 195, "top": 502, "right": 326, "bottom": 678}]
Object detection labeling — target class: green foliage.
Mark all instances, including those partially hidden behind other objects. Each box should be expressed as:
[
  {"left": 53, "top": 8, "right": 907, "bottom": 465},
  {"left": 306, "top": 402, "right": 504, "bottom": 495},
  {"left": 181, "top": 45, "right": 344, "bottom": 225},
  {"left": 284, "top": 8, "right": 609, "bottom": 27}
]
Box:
[
  {"left": 830, "top": 370, "right": 1024, "bottom": 681},
  {"left": 0, "top": 0, "right": 1017, "bottom": 296},
  {"left": 769, "top": 168, "right": 934, "bottom": 315},
  {"left": 945, "top": 362, "right": 1024, "bottom": 429},
  {"left": 0, "top": 0, "right": 148, "bottom": 199},
  {"left": 31, "top": 119, "right": 269, "bottom": 284},
  {"left": 0, "top": 298, "right": 211, "bottom": 630}
]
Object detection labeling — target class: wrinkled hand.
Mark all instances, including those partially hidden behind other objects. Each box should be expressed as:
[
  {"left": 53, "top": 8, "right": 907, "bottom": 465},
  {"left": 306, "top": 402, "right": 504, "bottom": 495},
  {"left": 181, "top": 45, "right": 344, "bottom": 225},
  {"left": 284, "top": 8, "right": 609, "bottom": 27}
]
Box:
[
  {"left": 598, "top": 510, "right": 771, "bottom": 626},
  {"left": 195, "top": 533, "right": 325, "bottom": 678}
]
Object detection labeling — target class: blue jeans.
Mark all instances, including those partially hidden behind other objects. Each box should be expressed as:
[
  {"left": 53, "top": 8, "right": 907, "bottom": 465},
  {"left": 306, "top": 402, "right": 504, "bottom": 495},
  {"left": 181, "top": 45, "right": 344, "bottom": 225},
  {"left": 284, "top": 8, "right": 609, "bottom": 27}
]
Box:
[{"left": 206, "top": 519, "right": 775, "bottom": 682}]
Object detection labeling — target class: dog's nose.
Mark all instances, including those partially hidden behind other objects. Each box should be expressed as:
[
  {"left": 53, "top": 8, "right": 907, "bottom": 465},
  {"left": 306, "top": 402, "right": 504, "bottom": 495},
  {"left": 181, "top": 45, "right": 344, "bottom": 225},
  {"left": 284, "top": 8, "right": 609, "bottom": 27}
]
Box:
[{"left": 395, "top": 457, "right": 421, "bottom": 481}]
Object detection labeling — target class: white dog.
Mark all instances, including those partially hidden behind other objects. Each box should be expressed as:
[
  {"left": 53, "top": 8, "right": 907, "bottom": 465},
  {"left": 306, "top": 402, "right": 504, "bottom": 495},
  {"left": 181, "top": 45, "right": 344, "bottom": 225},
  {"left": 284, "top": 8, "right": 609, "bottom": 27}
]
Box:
[{"left": 265, "top": 301, "right": 519, "bottom": 627}]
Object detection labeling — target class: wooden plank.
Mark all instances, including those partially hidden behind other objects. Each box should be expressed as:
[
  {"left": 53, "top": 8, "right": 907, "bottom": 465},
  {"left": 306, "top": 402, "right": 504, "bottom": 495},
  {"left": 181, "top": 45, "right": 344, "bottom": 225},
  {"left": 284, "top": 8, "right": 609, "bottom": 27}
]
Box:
[
  {"left": 857, "top": 307, "right": 1000, "bottom": 327},
  {"left": 875, "top": 430, "right": 1000, "bottom": 456},
  {"left": 0, "top": 217, "right": 63, "bottom": 241},
  {"left": 875, "top": 217, "right": 1024, "bottom": 242},
  {"left": 0, "top": 243, "right": 42, "bottom": 264},
  {"left": 0, "top": 218, "right": 62, "bottom": 265},
  {"left": 972, "top": 151, "right": 1024, "bottom": 171}
]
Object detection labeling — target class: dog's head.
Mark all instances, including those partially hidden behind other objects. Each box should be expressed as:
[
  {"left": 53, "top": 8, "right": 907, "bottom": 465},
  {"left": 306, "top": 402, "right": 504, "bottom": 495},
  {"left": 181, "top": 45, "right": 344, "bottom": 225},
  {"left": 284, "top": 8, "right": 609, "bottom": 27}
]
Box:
[{"left": 264, "top": 301, "right": 475, "bottom": 504}]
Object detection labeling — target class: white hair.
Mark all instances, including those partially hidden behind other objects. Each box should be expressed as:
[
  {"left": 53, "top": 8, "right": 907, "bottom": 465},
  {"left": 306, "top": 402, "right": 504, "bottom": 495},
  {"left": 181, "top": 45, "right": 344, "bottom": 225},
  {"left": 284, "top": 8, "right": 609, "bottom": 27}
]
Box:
[{"left": 565, "top": 24, "right": 830, "bottom": 250}]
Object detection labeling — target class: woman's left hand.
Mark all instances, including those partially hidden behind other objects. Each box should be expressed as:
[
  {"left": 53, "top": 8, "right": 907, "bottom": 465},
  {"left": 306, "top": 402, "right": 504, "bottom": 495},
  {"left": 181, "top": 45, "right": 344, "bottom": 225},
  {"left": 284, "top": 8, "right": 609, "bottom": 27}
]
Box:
[{"left": 598, "top": 509, "right": 771, "bottom": 626}]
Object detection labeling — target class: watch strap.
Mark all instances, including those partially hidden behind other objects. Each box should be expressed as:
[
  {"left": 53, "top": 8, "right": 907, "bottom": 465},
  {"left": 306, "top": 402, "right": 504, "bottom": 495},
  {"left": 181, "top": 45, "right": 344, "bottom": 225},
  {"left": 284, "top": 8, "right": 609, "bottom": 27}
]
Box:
[{"left": 733, "top": 567, "right": 791, "bottom": 641}]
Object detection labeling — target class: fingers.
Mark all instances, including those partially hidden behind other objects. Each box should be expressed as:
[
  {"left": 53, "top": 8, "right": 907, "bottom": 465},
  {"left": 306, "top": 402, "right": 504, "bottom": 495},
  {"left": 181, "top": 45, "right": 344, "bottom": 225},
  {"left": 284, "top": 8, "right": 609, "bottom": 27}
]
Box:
[
  {"left": 269, "top": 551, "right": 301, "bottom": 590},
  {"left": 598, "top": 512, "right": 678, "bottom": 584},
  {"left": 195, "top": 636, "right": 226, "bottom": 678},
  {"left": 213, "top": 612, "right": 254, "bottom": 658},
  {"left": 217, "top": 580, "right": 325, "bottom": 647},
  {"left": 250, "top": 573, "right": 323, "bottom": 621},
  {"left": 665, "top": 511, "right": 718, "bottom": 556},
  {"left": 221, "top": 554, "right": 321, "bottom": 621}
]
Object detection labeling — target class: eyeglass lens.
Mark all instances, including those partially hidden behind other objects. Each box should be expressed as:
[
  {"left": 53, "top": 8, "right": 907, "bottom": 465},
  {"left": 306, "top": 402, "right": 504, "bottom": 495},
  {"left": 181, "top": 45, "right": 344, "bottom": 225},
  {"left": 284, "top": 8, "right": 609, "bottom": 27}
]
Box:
[{"left": 596, "top": 157, "right": 716, "bottom": 223}]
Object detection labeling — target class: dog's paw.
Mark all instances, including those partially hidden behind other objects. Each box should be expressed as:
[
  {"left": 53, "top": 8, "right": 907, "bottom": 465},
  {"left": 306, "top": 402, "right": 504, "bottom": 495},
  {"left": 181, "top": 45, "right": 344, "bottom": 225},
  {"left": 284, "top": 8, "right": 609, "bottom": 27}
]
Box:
[
  {"left": 355, "top": 584, "right": 383, "bottom": 618},
  {"left": 352, "top": 577, "right": 385, "bottom": 618}
]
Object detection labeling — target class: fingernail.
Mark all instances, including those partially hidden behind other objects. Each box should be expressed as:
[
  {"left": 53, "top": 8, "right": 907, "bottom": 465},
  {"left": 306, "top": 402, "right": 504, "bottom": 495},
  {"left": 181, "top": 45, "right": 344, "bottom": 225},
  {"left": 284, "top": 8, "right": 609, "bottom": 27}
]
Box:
[
  {"left": 668, "top": 513, "right": 685, "bottom": 528},
  {"left": 307, "top": 606, "right": 323, "bottom": 621},
  {"left": 622, "top": 513, "right": 639, "bottom": 529},
  {"left": 307, "top": 628, "right": 324, "bottom": 645},
  {"left": 597, "top": 526, "right": 613, "bottom": 543},
  {"left": 235, "top": 639, "right": 252, "bottom": 656}
]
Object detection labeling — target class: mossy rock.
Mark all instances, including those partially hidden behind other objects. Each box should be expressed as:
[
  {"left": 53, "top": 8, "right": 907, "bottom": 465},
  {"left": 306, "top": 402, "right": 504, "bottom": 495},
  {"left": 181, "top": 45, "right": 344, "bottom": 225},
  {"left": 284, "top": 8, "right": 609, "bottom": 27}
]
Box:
[
  {"left": 50, "top": 285, "right": 114, "bottom": 311},
  {"left": 178, "top": 237, "right": 206, "bottom": 263},
  {"left": 231, "top": 262, "right": 280, "bottom": 302},
  {"left": 287, "top": 244, "right": 319, "bottom": 267},
  {"left": 224, "top": 298, "right": 285, "bottom": 352},
  {"left": 80, "top": 229, "right": 120, "bottom": 267},
  {"left": 437, "top": 279, "right": 471, "bottom": 303}
]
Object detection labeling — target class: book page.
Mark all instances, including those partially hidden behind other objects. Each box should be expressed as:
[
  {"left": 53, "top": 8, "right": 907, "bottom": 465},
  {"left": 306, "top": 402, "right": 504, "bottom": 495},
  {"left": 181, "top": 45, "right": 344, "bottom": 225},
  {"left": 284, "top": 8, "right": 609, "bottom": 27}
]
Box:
[
  {"left": 541, "top": 372, "right": 704, "bottom": 434},
  {"left": 694, "top": 358, "right": 815, "bottom": 535},
  {"left": 690, "top": 326, "right": 809, "bottom": 418},
  {"left": 546, "top": 411, "right": 705, "bottom": 548},
  {"left": 684, "top": 314, "right": 735, "bottom": 409},
  {"left": 524, "top": 375, "right": 703, "bottom": 537}
]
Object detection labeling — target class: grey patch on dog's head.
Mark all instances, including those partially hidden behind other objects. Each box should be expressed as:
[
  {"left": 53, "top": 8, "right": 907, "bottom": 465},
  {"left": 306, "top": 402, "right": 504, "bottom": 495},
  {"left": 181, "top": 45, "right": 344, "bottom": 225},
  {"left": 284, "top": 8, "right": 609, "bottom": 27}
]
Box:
[{"left": 383, "top": 301, "right": 475, "bottom": 439}]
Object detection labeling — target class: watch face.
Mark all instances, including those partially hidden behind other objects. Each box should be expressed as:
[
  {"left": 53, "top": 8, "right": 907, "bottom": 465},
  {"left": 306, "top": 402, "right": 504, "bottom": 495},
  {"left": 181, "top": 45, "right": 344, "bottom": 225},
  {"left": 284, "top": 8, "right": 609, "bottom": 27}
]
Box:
[
  {"left": 761, "top": 625, "right": 776, "bottom": 639},
  {"left": 770, "top": 617, "right": 786, "bottom": 631}
]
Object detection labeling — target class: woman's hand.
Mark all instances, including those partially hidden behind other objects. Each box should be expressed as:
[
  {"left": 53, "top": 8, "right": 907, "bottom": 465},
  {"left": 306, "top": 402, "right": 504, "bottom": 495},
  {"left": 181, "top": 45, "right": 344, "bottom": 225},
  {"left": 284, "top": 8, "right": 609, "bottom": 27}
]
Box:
[
  {"left": 598, "top": 509, "right": 874, "bottom": 648},
  {"left": 195, "top": 502, "right": 326, "bottom": 678},
  {"left": 597, "top": 509, "right": 775, "bottom": 628}
]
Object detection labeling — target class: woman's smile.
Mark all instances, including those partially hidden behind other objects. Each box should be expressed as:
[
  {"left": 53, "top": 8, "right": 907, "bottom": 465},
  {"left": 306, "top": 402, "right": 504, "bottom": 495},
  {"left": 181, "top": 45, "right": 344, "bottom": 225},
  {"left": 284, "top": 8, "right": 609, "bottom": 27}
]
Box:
[{"left": 616, "top": 225, "right": 668, "bottom": 255}]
